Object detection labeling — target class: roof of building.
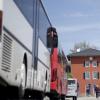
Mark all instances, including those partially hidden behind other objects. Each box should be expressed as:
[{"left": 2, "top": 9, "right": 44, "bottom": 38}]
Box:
[{"left": 68, "top": 48, "right": 100, "bottom": 57}]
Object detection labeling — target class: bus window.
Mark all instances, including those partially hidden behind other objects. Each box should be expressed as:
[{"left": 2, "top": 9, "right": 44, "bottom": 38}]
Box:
[{"left": 47, "top": 27, "right": 58, "bottom": 48}]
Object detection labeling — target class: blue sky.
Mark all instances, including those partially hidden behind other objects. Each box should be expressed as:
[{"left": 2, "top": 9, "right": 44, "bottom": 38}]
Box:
[{"left": 42, "top": 0, "right": 100, "bottom": 55}]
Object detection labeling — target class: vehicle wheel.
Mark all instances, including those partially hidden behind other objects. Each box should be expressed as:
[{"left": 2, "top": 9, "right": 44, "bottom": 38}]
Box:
[
  {"left": 19, "top": 63, "right": 26, "bottom": 98},
  {"left": 34, "top": 92, "right": 44, "bottom": 100},
  {"left": 39, "top": 93, "right": 44, "bottom": 100},
  {"left": 73, "top": 96, "right": 77, "bottom": 100},
  {"left": 61, "top": 95, "right": 65, "bottom": 100},
  {"left": 0, "top": 86, "right": 8, "bottom": 99}
]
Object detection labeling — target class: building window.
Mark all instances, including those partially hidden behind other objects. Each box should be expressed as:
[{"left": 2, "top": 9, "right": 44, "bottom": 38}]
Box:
[
  {"left": 92, "top": 72, "right": 99, "bottom": 79},
  {"left": 84, "top": 61, "right": 90, "bottom": 68},
  {"left": 83, "top": 72, "right": 90, "bottom": 79},
  {"left": 92, "top": 61, "right": 98, "bottom": 67}
]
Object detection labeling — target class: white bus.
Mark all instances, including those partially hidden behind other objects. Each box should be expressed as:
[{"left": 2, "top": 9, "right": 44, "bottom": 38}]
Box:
[{"left": 0, "top": 0, "right": 58, "bottom": 99}]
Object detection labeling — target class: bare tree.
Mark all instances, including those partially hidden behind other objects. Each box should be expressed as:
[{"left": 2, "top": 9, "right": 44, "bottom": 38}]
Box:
[{"left": 70, "top": 41, "right": 97, "bottom": 53}]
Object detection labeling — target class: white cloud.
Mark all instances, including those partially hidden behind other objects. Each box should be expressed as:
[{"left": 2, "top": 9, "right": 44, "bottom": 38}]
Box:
[{"left": 57, "top": 23, "right": 100, "bottom": 33}]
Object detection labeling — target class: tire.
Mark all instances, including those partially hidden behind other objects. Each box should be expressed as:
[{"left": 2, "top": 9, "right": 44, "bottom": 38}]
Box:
[
  {"left": 39, "top": 93, "right": 44, "bottom": 100},
  {"left": 61, "top": 95, "right": 65, "bottom": 100},
  {"left": 33, "top": 92, "right": 44, "bottom": 100},
  {"left": 73, "top": 96, "right": 77, "bottom": 100}
]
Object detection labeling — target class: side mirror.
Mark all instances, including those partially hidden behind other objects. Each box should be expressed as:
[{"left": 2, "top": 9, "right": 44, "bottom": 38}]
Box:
[{"left": 47, "top": 27, "right": 58, "bottom": 48}]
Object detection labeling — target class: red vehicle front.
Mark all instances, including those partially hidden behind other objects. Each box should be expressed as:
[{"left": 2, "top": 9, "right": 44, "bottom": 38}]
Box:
[
  {"left": 46, "top": 27, "right": 67, "bottom": 100},
  {"left": 50, "top": 48, "right": 67, "bottom": 100}
]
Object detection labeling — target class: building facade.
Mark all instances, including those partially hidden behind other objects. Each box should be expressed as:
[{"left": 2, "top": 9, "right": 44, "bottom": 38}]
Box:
[{"left": 68, "top": 48, "right": 100, "bottom": 96}]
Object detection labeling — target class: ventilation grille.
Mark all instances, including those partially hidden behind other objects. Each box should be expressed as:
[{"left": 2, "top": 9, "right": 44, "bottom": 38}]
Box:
[{"left": 1, "top": 34, "right": 12, "bottom": 72}]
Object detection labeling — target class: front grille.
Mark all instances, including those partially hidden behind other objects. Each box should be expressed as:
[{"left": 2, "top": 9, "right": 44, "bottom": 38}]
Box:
[{"left": 1, "top": 34, "right": 12, "bottom": 72}]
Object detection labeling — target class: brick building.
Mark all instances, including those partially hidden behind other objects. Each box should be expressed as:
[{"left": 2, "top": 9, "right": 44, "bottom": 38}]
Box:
[{"left": 67, "top": 48, "right": 100, "bottom": 96}]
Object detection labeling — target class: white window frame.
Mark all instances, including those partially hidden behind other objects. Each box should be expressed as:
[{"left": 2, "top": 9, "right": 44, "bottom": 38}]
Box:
[
  {"left": 84, "top": 61, "right": 90, "bottom": 68},
  {"left": 92, "top": 71, "right": 99, "bottom": 79},
  {"left": 92, "top": 61, "right": 97, "bottom": 68},
  {"left": 85, "top": 72, "right": 90, "bottom": 80}
]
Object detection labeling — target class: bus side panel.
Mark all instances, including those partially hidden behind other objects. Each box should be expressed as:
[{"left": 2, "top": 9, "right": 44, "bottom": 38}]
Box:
[
  {"left": 38, "top": 39, "right": 50, "bottom": 68},
  {"left": 3, "top": 0, "right": 33, "bottom": 51},
  {"left": 33, "top": 39, "right": 51, "bottom": 92},
  {"left": 0, "top": 0, "right": 33, "bottom": 88},
  {"left": 0, "top": 30, "right": 32, "bottom": 88}
]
